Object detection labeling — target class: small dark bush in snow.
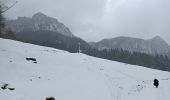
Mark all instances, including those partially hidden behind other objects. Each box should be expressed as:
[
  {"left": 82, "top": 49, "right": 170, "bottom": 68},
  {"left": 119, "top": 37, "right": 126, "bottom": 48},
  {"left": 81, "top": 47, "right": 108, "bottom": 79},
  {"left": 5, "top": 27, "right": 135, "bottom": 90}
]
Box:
[
  {"left": 8, "top": 87, "right": 15, "bottom": 91},
  {"left": 33, "top": 61, "right": 37, "bottom": 63},
  {"left": 46, "top": 97, "right": 55, "bottom": 100},
  {"left": 154, "top": 78, "right": 159, "bottom": 88},
  {"left": 26, "top": 58, "right": 37, "bottom": 61},
  {"left": 1, "top": 83, "right": 8, "bottom": 90}
]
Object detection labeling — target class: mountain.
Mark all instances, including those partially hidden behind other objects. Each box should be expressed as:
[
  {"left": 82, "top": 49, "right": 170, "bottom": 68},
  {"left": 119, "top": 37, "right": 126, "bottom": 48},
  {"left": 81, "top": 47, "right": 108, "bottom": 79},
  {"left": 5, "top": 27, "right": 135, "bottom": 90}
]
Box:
[
  {"left": 15, "top": 30, "right": 90, "bottom": 53},
  {"left": 6, "top": 12, "right": 90, "bottom": 53},
  {"left": 6, "top": 12, "right": 74, "bottom": 37},
  {"left": 1, "top": 38, "right": 170, "bottom": 100},
  {"left": 5, "top": 13, "right": 170, "bottom": 70},
  {"left": 14, "top": 30, "right": 170, "bottom": 71},
  {"left": 90, "top": 36, "right": 170, "bottom": 56}
]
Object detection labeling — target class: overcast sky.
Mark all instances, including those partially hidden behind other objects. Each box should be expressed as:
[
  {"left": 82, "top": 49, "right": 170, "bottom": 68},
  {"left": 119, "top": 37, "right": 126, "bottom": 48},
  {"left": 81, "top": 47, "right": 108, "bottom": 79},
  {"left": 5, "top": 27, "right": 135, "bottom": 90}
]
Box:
[{"left": 4, "top": 0, "right": 170, "bottom": 44}]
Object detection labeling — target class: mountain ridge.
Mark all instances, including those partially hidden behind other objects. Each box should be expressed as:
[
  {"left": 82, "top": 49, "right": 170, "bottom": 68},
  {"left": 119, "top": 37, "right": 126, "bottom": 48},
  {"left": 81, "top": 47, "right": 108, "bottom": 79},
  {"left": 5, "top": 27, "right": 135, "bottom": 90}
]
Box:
[
  {"left": 6, "top": 12, "right": 74, "bottom": 37},
  {"left": 5, "top": 12, "right": 170, "bottom": 66},
  {"left": 90, "top": 36, "right": 170, "bottom": 57}
]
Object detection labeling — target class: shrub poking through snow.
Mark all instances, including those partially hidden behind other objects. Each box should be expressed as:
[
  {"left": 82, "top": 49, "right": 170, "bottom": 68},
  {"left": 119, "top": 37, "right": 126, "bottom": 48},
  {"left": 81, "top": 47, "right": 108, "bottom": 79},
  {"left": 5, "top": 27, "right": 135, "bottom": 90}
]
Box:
[
  {"left": 154, "top": 78, "right": 159, "bottom": 88},
  {"left": 1, "top": 83, "right": 8, "bottom": 90},
  {"left": 26, "top": 57, "right": 36, "bottom": 61},
  {"left": 8, "top": 87, "right": 15, "bottom": 91},
  {"left": 46, "top": 97, "right": 55, "bottom": 100},
  {"left": 26, "top": 57, "right": 37, "bottom": 63},
  {"left": 1, "top": 83, "right": 15, "bottom": 91}
]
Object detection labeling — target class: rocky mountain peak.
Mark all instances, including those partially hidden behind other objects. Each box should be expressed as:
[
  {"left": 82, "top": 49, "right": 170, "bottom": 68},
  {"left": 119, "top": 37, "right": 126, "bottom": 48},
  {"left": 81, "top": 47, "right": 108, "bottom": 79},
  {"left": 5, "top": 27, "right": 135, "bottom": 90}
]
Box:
[
  {"left": 151, "top": 36, "right": 164, "bottom": 42},
  {"left": 149, "top": 36, "right": 169, "bottom": 46},
  {"left": 93, "top": 36, "right": 170, "bottom": 56},
  {"left": 6, "top": 12, "right": 74, "bottom": 37},
  {"left": 32, "top": 12, "right": 48, "bottom": 20},
  {"left": 32, "top": 12, "right": 47, "bottom": 18}
]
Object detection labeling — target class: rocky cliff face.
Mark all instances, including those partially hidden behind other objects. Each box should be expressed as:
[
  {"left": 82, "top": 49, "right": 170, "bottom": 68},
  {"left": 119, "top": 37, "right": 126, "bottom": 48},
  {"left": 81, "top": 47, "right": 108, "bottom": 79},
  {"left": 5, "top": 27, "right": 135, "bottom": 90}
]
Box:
[{"left": 6, "top": 12, "right": 74, "bottom": 37}]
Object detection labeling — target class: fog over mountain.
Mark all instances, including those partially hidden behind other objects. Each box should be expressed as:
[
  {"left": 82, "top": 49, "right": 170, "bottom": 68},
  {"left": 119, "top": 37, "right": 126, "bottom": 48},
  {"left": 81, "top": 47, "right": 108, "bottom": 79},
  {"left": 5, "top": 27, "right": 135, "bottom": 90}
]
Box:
[
  {"left": 90, "top": 36, "right": 170, "bottom": 57},
  {"left": 4, "top": 0, "right": 170, "bottom": 44},
  {"left": 6, "top": 12, "right": 74, "bottom": 37}
]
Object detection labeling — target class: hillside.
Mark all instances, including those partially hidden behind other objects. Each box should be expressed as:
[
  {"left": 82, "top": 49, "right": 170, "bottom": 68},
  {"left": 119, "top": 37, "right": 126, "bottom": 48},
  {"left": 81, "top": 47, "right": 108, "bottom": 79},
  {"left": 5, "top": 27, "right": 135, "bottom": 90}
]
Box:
[
  {"left": 6, "top": 12, "right": 74, "bottom": 37},
  {"left": 91, "top": 36, "right": 170, "bottom": 56},
  {"left": 0, "top": 38, "right": 170, "bottom": 100},
  {"left": 5, "top": 13, "right": 170, "bottom": 71},
  {"left": 15, "top": 30, "right": 90, "bottom": 53}
]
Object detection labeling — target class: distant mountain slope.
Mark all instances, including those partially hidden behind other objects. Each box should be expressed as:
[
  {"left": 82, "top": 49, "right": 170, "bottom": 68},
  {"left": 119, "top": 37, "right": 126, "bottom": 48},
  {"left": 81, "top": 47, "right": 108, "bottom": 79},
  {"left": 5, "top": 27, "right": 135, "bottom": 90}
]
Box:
[
  {"left": 15, "top": 30, "right": 90, "bottom": 53},
  {"left": 6, "top": 12, "right": 90, "bottom": 53},
  {"left": 91, "top": 36, "right": 170, "bottom": 56},
  {"left": 1, "top": 38, "right": 170, "bottom": 100},
  {"left": 6, "top": 12, "right": 74, "bottom": 37},
  {"left": 14, "top": 31, "right": 170, "bottom": 71}
]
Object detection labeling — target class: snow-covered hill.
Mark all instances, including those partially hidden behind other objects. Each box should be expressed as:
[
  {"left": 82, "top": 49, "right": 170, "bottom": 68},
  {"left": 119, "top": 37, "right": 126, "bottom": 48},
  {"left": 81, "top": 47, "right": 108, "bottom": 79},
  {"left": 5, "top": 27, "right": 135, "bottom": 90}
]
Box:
[{"left": 0, "top": 38, "right": 170, "bottom": 100}]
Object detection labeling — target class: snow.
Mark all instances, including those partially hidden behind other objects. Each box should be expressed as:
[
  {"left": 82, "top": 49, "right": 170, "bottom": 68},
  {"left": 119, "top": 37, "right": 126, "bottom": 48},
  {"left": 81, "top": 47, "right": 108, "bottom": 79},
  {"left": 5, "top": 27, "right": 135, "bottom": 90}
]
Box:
[{"left": 0, "top": 38, "right": 170, "bottom": 100}]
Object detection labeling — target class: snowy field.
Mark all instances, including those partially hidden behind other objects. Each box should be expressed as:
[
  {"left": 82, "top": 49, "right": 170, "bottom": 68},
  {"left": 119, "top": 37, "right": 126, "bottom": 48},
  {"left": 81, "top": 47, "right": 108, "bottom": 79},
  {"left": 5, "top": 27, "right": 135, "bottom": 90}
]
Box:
[{"left": 0, "top": 38, "right": 170, "bottom": 100}]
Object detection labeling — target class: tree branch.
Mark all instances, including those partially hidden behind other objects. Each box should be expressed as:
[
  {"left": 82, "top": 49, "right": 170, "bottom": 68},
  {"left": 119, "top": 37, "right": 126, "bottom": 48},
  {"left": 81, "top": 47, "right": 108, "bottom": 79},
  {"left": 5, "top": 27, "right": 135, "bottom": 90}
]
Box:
[{"left": 2, "top": 1, "right": 17, "bottom": 13}]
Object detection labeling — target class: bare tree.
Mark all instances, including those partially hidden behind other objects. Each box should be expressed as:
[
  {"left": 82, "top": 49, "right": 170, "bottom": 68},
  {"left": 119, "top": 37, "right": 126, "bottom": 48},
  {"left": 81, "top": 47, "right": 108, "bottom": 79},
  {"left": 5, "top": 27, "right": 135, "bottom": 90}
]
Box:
[{"left": 1, "top": 0, "right": 17, "bottom": 13}]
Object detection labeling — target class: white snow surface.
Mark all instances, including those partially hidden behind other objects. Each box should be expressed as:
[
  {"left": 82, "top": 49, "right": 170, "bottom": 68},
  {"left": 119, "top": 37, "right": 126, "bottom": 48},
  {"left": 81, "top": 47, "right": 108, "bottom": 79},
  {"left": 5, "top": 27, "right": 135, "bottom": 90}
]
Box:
[{"left": 0, "top": 38, "right": 170, "bottom": 100}]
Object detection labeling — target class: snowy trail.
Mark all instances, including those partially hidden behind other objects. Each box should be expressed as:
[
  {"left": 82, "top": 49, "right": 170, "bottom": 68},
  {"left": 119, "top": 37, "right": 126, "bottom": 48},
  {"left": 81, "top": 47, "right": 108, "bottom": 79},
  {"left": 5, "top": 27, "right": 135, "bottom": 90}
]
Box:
[{"left": 0, "top": 38, "right": 170, "bottom": 100}]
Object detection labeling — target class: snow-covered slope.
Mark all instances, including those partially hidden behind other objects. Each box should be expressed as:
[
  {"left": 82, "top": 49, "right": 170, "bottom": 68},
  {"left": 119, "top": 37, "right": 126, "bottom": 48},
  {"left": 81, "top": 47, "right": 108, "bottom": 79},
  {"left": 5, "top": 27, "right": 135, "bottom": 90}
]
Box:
[{"left": 0, "top": 38, "right": 170, "bottom": 100}]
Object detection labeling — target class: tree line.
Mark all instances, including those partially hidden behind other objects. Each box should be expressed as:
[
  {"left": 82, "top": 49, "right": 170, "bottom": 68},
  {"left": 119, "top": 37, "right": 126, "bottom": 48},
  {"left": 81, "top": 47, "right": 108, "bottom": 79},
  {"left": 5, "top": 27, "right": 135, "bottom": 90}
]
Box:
[{"left": 82, "top": 48, "right": 170, "bottom": 71}]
